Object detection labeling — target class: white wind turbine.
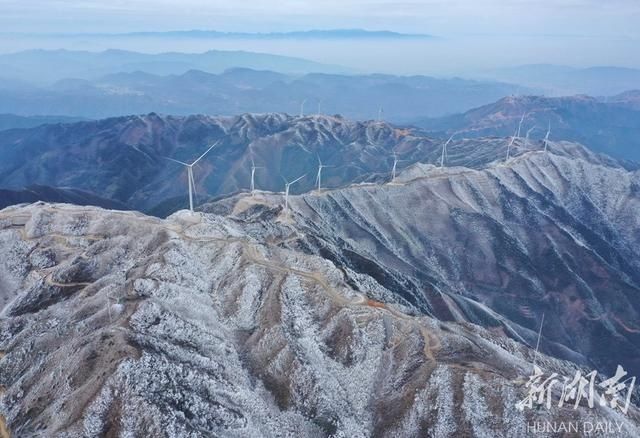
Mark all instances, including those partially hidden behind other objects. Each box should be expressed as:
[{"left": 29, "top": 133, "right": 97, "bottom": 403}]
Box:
[
  {"left": 164, "top": 140, "right": 220, "bottom": 213},
  {"left": 543, "top": 121, "right": 551, "bottom": 152},
  {"left": 516, "top": 113, "right": 527, "bottom": 138},
  {"left": 317, "top": 99, "right": 323, "bottom": 115},
  {"left": 315, "top": 155, "right": 335, "bottom": 191},
  {"left": 378, "top": 106, "right": 383, "bottom": 122},
  {"left": 391, "top": 152, "right": 407, "bottom": 181},
  {"left": 506, "top": 127, "right": 518, "bottom": 161},
  {"left": 282, "top": 173, "right": 306, "bottom": 213},
  {"left": 250, "top": 157, "right": 264, "bottom": 195},
  {"left": 532, "top": 312, "right": 545, "bottom": 370},
  {"left": 524, "top": 126, "right": 538, "bottom": 149},
  {"left": 440, "top": 133, "right": 456, "bottom": 168},
  {"left": 300, "top": 99, "right": 307, "bottom": 117}
]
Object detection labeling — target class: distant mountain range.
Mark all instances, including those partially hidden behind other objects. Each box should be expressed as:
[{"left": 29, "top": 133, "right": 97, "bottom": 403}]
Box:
[
  {"left": 0, "top": 112, "right": 555, "bottom": 215},
  {"left": 416, "top": 94, "right": 640, "bottom": 162},
  {"left": 0, "top": 65, "right": 532, "bottom": 121},
  {"left": 0, "top": 49, "right": 347, "bottom": 84},
  {"left": 90, "top": 29, "right": 435, "bottom": 40},
  {"left": 0, "top": 185, "right": 129, "bottom": 210},
  {"left": 477, "top": 64, "right": 640, "bottom": 96},
  {"left": 0, "top": 109, "right": 631, "bottom": 216},
  {"left": 0, "top": 114, "right": 87, "bottom": 131},
  {"left": 604, "top": 89, "right": 640, "bottom": 110}
]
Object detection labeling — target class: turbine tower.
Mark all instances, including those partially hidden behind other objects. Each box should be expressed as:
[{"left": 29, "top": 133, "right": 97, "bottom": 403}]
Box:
[
  {"left": 391, "top": 152, "right": 406, "bottom": 181},
  {"left": 315, "top": 155, "right": 335, "bottom": 191},
  {"left": 317, "top": 99, "right": 323, "bottom": 115},
  {"left": 524, "top": 126, "right": 537, "bottom": 149},
  {"left": 440, "top": 133, "right": 456, "bottom": 168},
  {"left": 378, "top": 106, "right": 383, "bottom": 122},
  {"left": 250, "top": 157, "right": 264, "bottom": 195},
  {"left": 300, "top": 99, "right": 307, "bottom": 117},
  {"left": 543, "top": 121, "right": 551, "bottom": 152},
  {"left": 283, "top": 174, "right": 306, "bottom": 213},
  {"left": 164, "top": 140, "right": 220, "bottom": 213},
  {"left": 506, "top": 127, "right": 519, "bottom": 161},
  {"left": 516, "top": 113, "right": 526, "bottom": 138},
  {"left": 532, "top": 312, "right": 545, "bottom": 370}
]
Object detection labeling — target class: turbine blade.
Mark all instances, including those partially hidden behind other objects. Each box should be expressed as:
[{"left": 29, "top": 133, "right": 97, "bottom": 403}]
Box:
[
  {"left": 445, "top": 132, "right": 456, "bottom": 147},
  {"left": 545, "top": 121, "right": 551, "bottom": 141},
  {"left": 192, "top": 140, "right": 220, "bottom": 165},
  {"left": 517, "top": 113, "right": 526, "bottom": 137},
  {"left": 291, "top": 173, "right": 306, "bottom": 185},
  {"left": 164, "top": 156, "right": 190, "bottom": 166}
]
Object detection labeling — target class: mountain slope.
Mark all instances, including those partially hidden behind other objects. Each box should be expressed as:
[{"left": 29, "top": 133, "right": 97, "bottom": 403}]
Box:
[
  {"left": 1, "top": 203, "right": 638, "bottom": 436},
  {"left": 416, "top": 95, "right": 640, "bottom": 162},
  {"left": 0, "top": 113, "right": 534, "bottom": 214},
  {"left": 605, "top": 90, "right": 640, "bottom": 110},
  {"left": 203, "top": 147, "right": 640, "bottom": 378}
]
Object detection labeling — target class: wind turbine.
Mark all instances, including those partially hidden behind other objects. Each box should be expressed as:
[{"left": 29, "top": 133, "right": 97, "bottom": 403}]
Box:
[
  {"left": 524, "top": 126, "right": 537, "bottom": 149},
  {"left": 391, "top": 152, "right": 407, "bottom": 181},
  {"left": 543, "top": 121, "right": 551, "bottom": 152},
  {"left": 250, "top": 157, "right": 264, "bottom": 195},
  {"left": 516, "top": 113, "right": 526, "bottom": 138},
  {"left": 300, "top": 99, "right": 307, "bottom": 117},
  {"left": 506, "top": 127, "right": 518, "bottom": 161},
  {"left": 440, "top": 133, "right": 456, "bottom": 168},
  {"left": 282, "top": 173, "right": 306, "bottom": 213},
  {"left": 532, "top": 312, "right": 545, "bottom": 370},
  {"left": 317, "top": 99, "right": 323, "bottom": 115},
  {"left": 164, "top": 140, "right": 220, "bottom": 213},
  {"left": 315, "top": 155, "right": 335, "bottom": 191},
  {"left": 378, "top": 106, "right": 384, "bottom": 122}
]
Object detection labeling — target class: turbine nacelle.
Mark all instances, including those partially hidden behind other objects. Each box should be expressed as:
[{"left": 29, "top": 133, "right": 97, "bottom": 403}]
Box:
[
  {"left": 164, "top": 140, "right": 220, "bottom": 213},
  {"left": 282, "top": 173, "right": 307, "bottom": 213}
]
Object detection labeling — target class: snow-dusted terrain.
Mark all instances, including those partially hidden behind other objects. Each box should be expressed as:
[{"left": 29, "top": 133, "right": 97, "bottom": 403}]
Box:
[{"left": 1, "top": 144, "right": 640, "bottom": 436}]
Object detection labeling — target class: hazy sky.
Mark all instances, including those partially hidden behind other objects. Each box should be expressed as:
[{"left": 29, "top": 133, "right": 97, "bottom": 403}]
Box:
[
  {"left": 1, "top": 0, "right": 639, "bottom": 74},
  {"left": 1, "top": 0, "right": 639, "bottom": 37}
]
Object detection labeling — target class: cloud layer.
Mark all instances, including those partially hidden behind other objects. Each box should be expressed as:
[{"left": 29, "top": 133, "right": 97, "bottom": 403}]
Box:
[{"left": 1, "top": 0, "right": 639, "bottom": 37}]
